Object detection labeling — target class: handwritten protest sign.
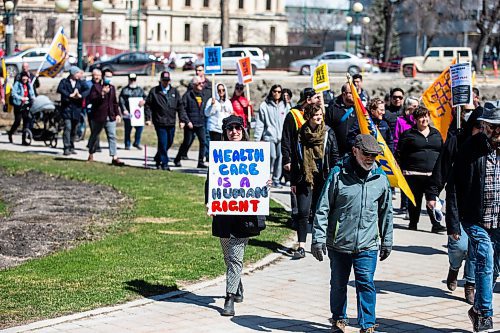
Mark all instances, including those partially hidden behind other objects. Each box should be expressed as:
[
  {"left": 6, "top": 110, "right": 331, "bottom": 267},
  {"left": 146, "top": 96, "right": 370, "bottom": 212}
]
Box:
[
  {"left": 129, "top": 97, "right": 144, "bottom": 127},
  {"left": 204, "top": 46, "right": 222, "bottom": 74},
  {"left": 208, "top": 141, "right": 270, "bottom": 215},
  {"left": 237, "top": 57, "right": 253, "bottom": 84},
  {"left": 450, "top": 62, "right": 472, "bottom": 107},
  {"left": 312, "top": 63, "right": 330, "bottom": 92}
]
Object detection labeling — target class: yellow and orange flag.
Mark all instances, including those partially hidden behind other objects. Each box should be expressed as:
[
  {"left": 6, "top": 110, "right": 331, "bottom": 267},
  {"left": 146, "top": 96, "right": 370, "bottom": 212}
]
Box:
[
  {"left": 349, "top": 79, "right": 416, "bottom": 205},
  {"left": 38, "top": 27, "right": 69, "bottom": 78},
  {"left": 422, "top": 59, "right": 457, "bottom": 141}
]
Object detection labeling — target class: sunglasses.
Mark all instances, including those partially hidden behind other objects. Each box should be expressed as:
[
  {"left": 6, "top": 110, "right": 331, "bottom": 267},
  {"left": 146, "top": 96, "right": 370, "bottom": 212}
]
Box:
[
  {"left": 361, "top": 151, "right": 378, "bottom": 158},
  {"left": 235, "top": 86, "right": 244, "bottom": 90},
  {"left": 195, "top": 68, "right": 204, "bottom": 72},
  {"left": 392, "top": 95, "right": 404, "bottom": 100},
  {"left": 218, "top": 89, "right": 225, "bottom": 92},
  {"left": 273, "top": 90, "right": 282, "bottom": 93},
  {"left": 226, "top": 125, "right": 243, "bottom": 131},
  {"left": 484, "top": 123, "right": 500, "bottom": 130}
]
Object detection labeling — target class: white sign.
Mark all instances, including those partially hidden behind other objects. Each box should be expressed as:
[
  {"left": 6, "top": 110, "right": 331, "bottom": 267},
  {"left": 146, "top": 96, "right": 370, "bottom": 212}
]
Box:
[
  {"left": 450, "top": 62, "right": 472, "bottom": 107},
  {"left": 208, "top": 141, "right": 270, "bottom": 216},
  {"left": 129, "top": 97, "right": 144, "bottom": 127}
]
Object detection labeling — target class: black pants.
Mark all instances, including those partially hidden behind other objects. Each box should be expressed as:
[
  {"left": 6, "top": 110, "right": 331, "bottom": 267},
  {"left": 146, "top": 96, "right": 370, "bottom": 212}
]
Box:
[
  {"left": 8, "top": 107, "right": 31, "bottom": 143},
  {"left": 63, "top": 118, "right": 79, "bottom": 151},
  {"left": 209, "top": 131, "right": 223, "bottom": 141},
  {"left": 405, "top": 175, "right": 440, "bottom": 227},
  {"left": 175, "top": 126, "right": 206, "bottom": 164},
  {"left": 296, "top": 173, "right": 325, "bottom": 243}
]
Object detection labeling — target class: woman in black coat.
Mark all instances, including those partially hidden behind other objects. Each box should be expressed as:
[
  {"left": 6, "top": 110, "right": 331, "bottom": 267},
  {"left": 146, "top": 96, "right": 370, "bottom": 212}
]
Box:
[
  {"left": 290, "top": 104, "right": 340, "bottom": 258},
  {"left": 204, "top": 115, "right": 266, "bottom": 317},
  {"left": 397, "top": 106, "right": 445, "bottom": 233}
]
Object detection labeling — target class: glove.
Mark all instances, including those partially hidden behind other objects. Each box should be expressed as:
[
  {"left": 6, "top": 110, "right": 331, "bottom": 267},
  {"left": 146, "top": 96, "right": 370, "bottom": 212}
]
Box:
[
  {"left": 311, "top": 243, "right": 327, "bottom": 262},
  {"left": 379, "top": 246, "right": 392, "bottom": 261}
]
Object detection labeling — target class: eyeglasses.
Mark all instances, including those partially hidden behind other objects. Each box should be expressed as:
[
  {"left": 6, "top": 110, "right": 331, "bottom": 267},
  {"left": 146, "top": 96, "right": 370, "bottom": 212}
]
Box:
[
  {"left": 218, "top": 89, "right": 225, "bottom": 92},
  {"left": 392, "top": 95, "right": 404, "bottom": 100},
  {"left": 361, "top": 151, "right": 378, "bottom": 158},
  {"left": 273, "top": 90, "right": 282, "bottom": 94},
  {"left": 226, "top": 125, "right": 243, "bottom": 131}
]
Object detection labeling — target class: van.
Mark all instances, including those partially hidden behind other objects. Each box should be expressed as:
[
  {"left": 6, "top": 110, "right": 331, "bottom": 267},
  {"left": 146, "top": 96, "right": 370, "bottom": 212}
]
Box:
[
  {"left": 221, "top": 47, "right": 269, "bottom": 74},
  {"left": 401, "top": 47, "right": 473, "bottom": 77}
]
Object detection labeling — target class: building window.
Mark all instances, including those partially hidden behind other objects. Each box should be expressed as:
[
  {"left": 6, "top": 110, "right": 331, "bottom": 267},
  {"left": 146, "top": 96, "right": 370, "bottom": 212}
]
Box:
[
  {"left": 202, "top": 24, "right": 209, "bottom": 43},
  {"left": 157, "top": 23, "right": 161, "bottom": 41},
  {"left": 238, "top": 0, "right": 244, "bottom": 9},
  {"left": 25, "top": 18, "right": 34, "bottom": 38},
  {"left": 184, "top": 23, "right": 190, "bottom": 41},
  {"left": 270, "top": 26, "right": 275, "bottom": 45},
  {"left": 46, "top": 18, "right": 56, "bottom": 38},
  {"left": 266, "top": 0, "right": 271, "bottom": 10},
  {"left": 237, "top": 25, "right": 243, "bottom": 43},
  {"left": 70, "top": 20, "right": 76, "bottom": 38},
  {"left": 185, "top": 0, "right": 190, "bottom": 6},
  {"left": 111, "top": 22, "right": 116, "bottom": 40},
  {"left": 203, "top": 0, "right": 209, "bottom": 7}
]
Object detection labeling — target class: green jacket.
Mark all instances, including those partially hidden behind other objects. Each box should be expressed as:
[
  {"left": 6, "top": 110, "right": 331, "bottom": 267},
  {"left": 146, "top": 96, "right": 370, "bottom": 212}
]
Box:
[{"left": 312, "top": 156, "right": 393, "bottom": 253}]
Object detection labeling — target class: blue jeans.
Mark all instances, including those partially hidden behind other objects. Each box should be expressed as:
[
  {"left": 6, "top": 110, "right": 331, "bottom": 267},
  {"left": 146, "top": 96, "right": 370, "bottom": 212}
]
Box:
[
  {"left": 448, "top": 224, "right": 475, "bottom": 284},
  {"left": 329, "top": 249, "right": 378, "bottom": 330},
  {"left": 154, "top": 125, "right": 175, "bottom": 167},
  {"left": 88, "top": 120, "right": 117, "bottom": 157},
  {"left": 462, "top": 223, "right": 497, "bottom": 317},
  {"left": 63, "top": 118, "right": 79, "bottom": 150},
  {"left": 123, "top": 118, "right": 144, "bottom": 148}
]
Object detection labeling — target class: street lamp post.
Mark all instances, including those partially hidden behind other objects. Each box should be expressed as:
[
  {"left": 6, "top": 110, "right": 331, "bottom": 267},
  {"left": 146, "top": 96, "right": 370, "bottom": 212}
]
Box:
[
  {"left": 352, "top": 2, "right": 363, "bottom": 56},
  {"left": 345, "top": 15, "right": 352, "bottom": 53},
  {"left": 4, "top": 0, "right": 15, "bottom": 56}
]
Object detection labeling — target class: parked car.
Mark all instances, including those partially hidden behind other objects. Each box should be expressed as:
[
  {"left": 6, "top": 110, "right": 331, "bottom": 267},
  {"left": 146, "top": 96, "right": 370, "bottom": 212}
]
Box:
[
  {"left": 288, "top": 51, "right": 373, "bottom": 76},
  {"left": 88, "top": 51, "right": 165, "bottom": 75},
  {"left": 401, "top": 47, "right": 473, "bottom": 77},
  {"left": 4, "top": 47, "right": 77, "bottom": 77},
  {"left": 220, "top": 47, "right": 269, "bottom": 74},
  {"left": 166, "top": 53, "right": 198, "bottom": 69}
]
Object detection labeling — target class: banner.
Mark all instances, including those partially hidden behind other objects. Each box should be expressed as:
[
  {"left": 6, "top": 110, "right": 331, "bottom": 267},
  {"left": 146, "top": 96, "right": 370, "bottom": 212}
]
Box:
[
  {"left": 237, "top": 56, "right": 253, "bottom": 84},
  {"left": 208, "top": 141, "right": 270, "bottom": 215},
  {"left": 129, "top": 97, "right": 145, "bottom": 127},
  {"left": 38, "top": 26, "right": 69, "bottom": 78},
  {"left": 349, "top": 80, "right": 416, "bottom": 206},
  {"left": 204, "top": 46, "right": 222, "bottom": 75},
  {"left": 422, "top": 59, "right": 456, "bottom": 141},
  {"left": 450, "top": 62, "right": 472, "bottom": 107},
  {"left": 312, "top": 63, "right": 330, "bottom": 92}
]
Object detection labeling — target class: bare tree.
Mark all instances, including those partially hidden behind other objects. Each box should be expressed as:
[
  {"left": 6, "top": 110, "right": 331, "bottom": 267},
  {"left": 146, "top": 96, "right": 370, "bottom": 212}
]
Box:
[
  {"left": 475, "top": 0, "right": 500, "bottom": 72},
  {"left": 17, "top": 12, "right": 57, "bottom": 47},
  {"left": 220, "top": 0, "right": 229, "bottom": 47}
]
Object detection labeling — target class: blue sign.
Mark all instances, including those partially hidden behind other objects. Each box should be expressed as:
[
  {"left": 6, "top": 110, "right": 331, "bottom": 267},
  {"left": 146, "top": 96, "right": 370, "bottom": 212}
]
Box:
[{"left": 204, "top": 46, "right": 223, "bottom": 74}]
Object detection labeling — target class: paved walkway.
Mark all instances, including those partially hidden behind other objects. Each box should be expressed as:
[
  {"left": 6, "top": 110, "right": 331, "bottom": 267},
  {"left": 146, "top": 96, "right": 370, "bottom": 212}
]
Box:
[{"left": 0, "top": 133, "right": 498, "bottom": 333}]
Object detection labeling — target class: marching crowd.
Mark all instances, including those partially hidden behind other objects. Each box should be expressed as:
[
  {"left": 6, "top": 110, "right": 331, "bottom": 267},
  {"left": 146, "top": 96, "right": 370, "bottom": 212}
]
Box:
[{"left": 3, "top": 63, "right": 499, "bottom": 333}]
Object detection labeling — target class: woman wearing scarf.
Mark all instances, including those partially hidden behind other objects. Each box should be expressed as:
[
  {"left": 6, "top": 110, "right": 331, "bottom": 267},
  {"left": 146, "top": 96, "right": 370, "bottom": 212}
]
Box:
[{"left": 290, "top": 104, "right": 340, "bottom": 258}]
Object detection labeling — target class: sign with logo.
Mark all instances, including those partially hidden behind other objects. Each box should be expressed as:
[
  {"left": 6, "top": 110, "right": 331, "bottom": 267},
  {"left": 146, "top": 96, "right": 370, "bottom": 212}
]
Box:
[
  {"left": 312, "top": 63, "right": 330, "bottom": 92},
  {"left": 450, "top": 62, "right": 472, "bottom": 107},
  {"left": 204, "top": 46, "right": 223, "bottom": 74},
  {"left": 237, "top": 57, "right": 253, "bottom": 84},
  {"left": 208, "top": 141, "right": 270, "bottom": 215},
  {"left": 129, "top": 97, "right": 144, "bottom": 127}
]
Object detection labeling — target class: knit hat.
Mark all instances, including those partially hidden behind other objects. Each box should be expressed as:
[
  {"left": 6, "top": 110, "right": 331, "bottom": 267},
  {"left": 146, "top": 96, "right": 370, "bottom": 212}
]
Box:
[{"left": 69, "top": 66, "right": 81, "bottom": 76}]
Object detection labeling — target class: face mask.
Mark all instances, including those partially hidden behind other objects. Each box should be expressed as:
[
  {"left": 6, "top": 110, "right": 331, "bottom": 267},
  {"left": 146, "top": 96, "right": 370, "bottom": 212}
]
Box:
[
  {"left": 129, "top": 83, "right": 137, "bottom": 88},
  {"left": 103, "top": 77, "right": 112, "bottom": 85}
]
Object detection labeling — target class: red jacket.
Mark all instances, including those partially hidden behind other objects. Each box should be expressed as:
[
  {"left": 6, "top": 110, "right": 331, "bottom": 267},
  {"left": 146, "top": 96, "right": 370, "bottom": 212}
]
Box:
[{"left": 230, "top": 95, "right": 252, "bottom": 128}]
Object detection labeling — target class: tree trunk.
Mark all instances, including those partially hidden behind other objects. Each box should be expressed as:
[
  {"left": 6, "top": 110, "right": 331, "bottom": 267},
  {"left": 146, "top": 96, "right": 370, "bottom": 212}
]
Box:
[
  {"left": 220, "top": 0, "right": 230, "bottom": 48},
  {"left": 382, "top": 0, "right": 394, "bottom": 64}
]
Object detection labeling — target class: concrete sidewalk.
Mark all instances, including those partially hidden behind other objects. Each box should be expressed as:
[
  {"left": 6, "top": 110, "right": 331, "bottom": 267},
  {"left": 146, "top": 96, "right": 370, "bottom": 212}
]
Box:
[{"left": 0, "top": 133, "right": 498, "bottom": 333}]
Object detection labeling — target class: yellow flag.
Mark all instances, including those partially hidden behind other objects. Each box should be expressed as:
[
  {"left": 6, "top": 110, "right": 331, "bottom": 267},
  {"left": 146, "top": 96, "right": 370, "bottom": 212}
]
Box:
[
  {"left": 39, "top": 27, "right": 69, "bottom": 78},
  {"left": 312, "top": 63, "right": 330, "bottom": 92},
  {"left": 349, "top": 80, "right": 416, "bottom": 206},
  {"left": 1, "top": 58, "right": 6, "bottom": 79},
  {"left": 422, "top": 59, "right": 456, "bottom": 141}
]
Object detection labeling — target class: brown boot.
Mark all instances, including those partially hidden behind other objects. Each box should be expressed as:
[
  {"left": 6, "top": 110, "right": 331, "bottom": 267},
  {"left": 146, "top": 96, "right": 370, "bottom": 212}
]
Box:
[
  {"left": 446, "top": 268, "right": 459, "bottom": 291},
  {"left": 464, "top": 283, "right": 475, "bottom": 305},
  {"left": 329, "top": 319, "right": 347, "bottom": 333}
]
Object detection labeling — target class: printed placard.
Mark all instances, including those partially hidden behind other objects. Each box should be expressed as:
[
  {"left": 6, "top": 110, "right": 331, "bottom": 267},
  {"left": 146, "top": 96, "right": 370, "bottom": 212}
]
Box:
[
  {"left": 204, "top": 46, "right": 223, "bottom": 74},
  {"left": 450, "top": 62, "right": 472, "bottom": 107},
  {"left": 129, "top": 97, "right": 144, "bottom": 127},
  {"left": 312, "top": 63, "right": 330, "bottom": 92},
  {"left": 208, "top": 141, "right": 270, "bottom": 215},
  {"left": 237, "top": 57, "right": 253, "bottom": 84}
]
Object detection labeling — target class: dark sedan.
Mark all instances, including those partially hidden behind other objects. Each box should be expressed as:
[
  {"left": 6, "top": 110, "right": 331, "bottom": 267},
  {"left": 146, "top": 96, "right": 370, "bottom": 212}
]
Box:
[{"left": 88, "top": 52, "right": 165, "bottom": 75}]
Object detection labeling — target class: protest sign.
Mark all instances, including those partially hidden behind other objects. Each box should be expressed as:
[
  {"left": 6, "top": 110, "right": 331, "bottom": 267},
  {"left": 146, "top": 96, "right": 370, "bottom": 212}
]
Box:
[
  {"left": 204, "top": 46, "right": 223, "bottom": 74},
  {"left": 450, "top": 62, "right": 472, "bottom": 107},
  {"left": 237, "top": 57, "right": 253, "bottom": 84},
  {"left": 208, "top": 141, "right": 270, "bottom": 216},
  {"left": 129, "top": 97, "right": 145, "bottom": 127},
  {"left": 312, "top": 63, "right": 330, "bottom": 92}
]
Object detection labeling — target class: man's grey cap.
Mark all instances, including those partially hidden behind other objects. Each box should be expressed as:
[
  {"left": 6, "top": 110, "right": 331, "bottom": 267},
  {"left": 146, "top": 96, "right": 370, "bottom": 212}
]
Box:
[
  {"left": 69, "top": 66, "right": 81, "bottom": 75},
  {"left": 478, "top": 100, "right": 500, "bottom": 124},
  {"left": 354, "top": 134, "right": 383, "bottom": 154}
]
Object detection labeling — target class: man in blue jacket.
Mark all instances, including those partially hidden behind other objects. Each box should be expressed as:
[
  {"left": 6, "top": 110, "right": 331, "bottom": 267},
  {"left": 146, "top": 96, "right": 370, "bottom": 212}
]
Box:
[{"left": 311, "top": 134, "right": 393, "bottom": 333}]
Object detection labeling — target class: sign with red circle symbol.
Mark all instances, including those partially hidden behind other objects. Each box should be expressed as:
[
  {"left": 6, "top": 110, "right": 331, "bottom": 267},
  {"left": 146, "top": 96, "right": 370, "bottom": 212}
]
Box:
[{"left": 129, "top": 97, "right": 145, "bottom": 126}]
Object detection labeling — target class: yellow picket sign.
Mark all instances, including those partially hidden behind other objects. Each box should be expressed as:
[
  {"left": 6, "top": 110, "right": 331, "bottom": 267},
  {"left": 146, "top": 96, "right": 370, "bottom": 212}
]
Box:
[{"left": 312, "top": 63, "right": 330, "bottom": 92}]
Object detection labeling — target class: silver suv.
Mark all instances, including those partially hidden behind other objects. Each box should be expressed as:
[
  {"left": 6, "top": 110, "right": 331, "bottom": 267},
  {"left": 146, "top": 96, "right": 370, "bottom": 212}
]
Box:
[{"left": 221, "top": 47, "right": 269, "bottom": 74}]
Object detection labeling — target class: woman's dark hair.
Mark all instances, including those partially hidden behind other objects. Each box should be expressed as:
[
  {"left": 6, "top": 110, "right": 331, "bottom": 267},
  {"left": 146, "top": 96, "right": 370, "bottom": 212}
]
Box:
[
  {"left": 266, "top": 84, "right": 283, "bottom": 103},
  {"left": 412, "top": 106, "right": 430, "bottom": 119},
  {"left": 303, "top": 103, "right": 322, "bottom": 121},
  {"left": 232, "top": 83, "right": 245, "bottom": 98},
  {"left": 367, "top": 98, "right": 384, "bottom": 113},
  {"left": 282, "top": 88, "right": 292, "bottom": 99},
  {"left": 217, "top": 83, "right": 226, "bottom": 101}
]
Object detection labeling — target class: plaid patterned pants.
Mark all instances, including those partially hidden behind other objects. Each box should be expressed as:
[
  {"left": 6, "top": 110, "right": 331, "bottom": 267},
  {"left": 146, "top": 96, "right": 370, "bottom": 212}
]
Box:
[{"left": 220, "top": 237, "right": 248, "bottom": 294}]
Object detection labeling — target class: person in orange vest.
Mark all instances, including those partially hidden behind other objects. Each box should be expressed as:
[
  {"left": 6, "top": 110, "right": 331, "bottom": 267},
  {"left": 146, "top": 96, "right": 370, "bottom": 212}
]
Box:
[{"left": 281, "top": 87, "right": 321, "bottom": 257}]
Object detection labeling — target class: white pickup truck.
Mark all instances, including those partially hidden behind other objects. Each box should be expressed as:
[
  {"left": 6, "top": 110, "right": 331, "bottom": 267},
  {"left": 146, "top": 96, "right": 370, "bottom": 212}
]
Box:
[{"left": 401, "top": 47, "right": 473, "bottom": 77}]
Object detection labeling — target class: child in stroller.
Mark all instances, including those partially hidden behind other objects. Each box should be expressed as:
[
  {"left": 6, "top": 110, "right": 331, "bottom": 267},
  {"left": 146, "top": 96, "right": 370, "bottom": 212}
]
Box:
[{"left": 24, "top": 95, "right": 62, "bottom": 147}]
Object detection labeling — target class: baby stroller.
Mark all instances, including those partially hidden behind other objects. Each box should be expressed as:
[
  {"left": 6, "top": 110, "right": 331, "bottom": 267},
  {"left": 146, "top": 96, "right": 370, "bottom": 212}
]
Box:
[{"left": 24, "top": 95, "right": 62, "bottom": 148}]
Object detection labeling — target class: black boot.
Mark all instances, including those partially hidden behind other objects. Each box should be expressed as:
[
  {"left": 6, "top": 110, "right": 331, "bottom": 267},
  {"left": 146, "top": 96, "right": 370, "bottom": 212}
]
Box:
[
  {"left": 221, "top": 293, "right": 235, "bottom": 316},
  {"left": 234, "top": 281, "right": 244, "bottom": 303}
]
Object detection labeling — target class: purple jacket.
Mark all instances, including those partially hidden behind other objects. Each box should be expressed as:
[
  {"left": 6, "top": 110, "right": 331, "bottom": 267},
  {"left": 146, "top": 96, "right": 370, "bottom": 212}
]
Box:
[{"left": 394, "top": 115, "right": 415, "bottom": 148}]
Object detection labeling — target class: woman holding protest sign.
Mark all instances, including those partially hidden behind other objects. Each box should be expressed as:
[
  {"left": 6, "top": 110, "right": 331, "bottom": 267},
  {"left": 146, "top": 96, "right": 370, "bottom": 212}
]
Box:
[
  {"left": 205, "top": 115, "right": 267, "bottom": 317},
  {"left": 290, "top": 104, "right": 340, "bottom": 258},
  {"left": 205, "top": 83, "right": 233, "bottom": 141}
]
